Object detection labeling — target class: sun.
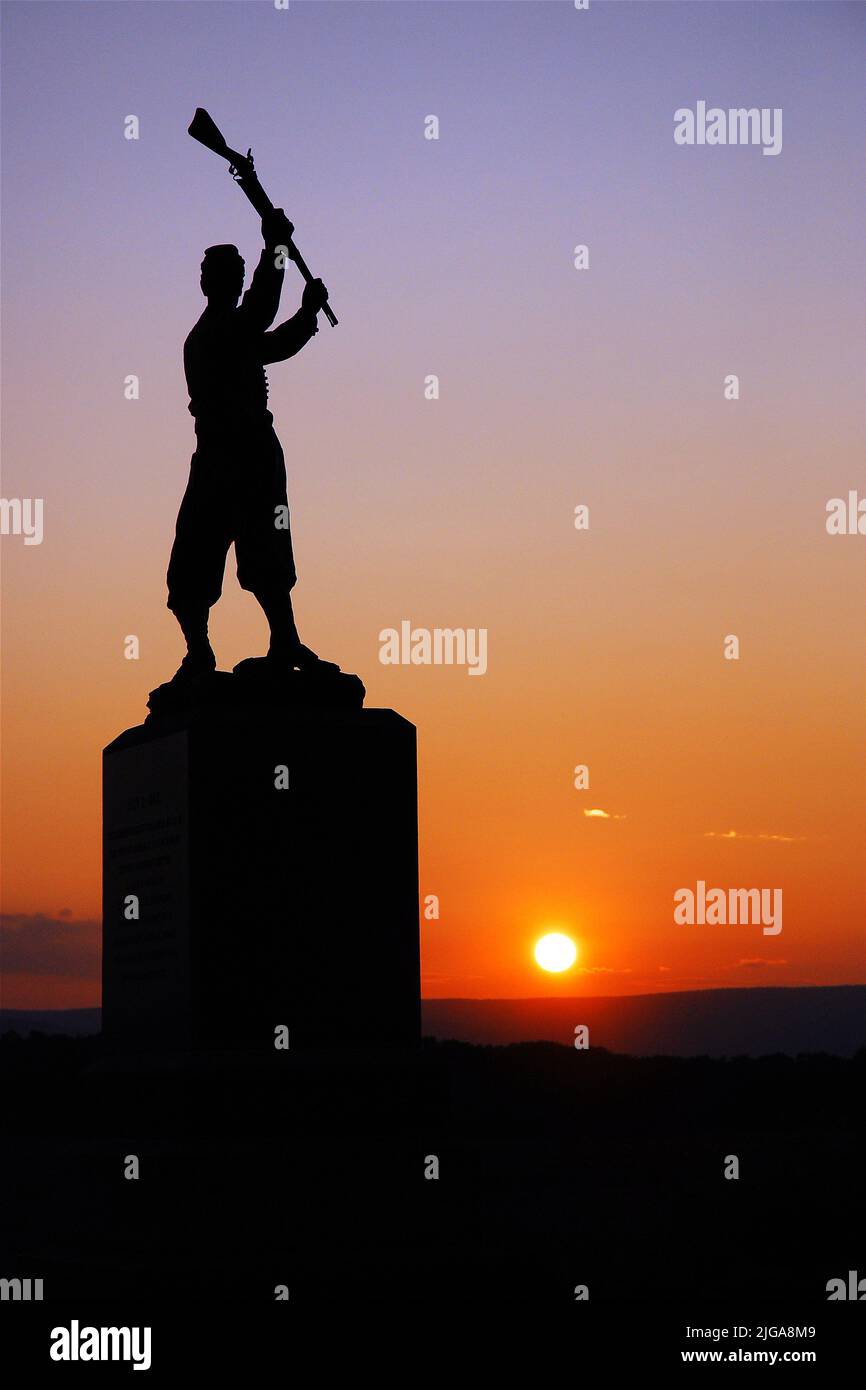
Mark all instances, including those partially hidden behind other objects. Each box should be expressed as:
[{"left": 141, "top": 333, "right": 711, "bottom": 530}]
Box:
[{"left": 534, "top": 932, "right": 578, "bottom": 973}]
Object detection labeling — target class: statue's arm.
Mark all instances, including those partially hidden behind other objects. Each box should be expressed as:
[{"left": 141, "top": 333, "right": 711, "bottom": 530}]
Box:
[
  {"left": 260, "top": 308, "right": 319, "bottom": 364},
  {"left": 259, "top": 278, "right": 329, "bottom": 363},
  {"left": 239, "top": 209, "right": 295, "bottom": 329},
  {"left": 239, "top": 248, "right": 284, "bottom": 331}
]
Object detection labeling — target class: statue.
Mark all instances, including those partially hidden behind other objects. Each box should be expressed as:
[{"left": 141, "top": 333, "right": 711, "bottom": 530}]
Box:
[{"left": 166, "top": 111, "right": 339, "bottom": 684}]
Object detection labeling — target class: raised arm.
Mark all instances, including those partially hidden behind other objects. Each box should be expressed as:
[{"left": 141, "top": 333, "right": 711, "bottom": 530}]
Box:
[
  {"left": 259, "top": 278, "right": 330, "bottom": 364},
  {"left": 239, "top": 208, "right": 295, "bottom": 331}
]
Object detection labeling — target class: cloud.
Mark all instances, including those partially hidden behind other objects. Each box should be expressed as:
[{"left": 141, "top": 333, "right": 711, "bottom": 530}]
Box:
[
  {"left": 0, "top": 913, "right": 99, "bottom": 980},
  {"left": 731, "top": 958, "right": 789, "bottom": 970},
  {"left": 704, "top": 830, "right": 803, "bottom": 842},
  {"left": 575, "top": 966, "right": 632, "bottom": 976},
  {"left": 583, "top": 808, "right": 626, "bottom": 820}
]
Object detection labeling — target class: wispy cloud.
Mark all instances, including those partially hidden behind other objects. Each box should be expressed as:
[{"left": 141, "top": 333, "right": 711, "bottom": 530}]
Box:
[
  {"left": 0, "top": 913, "right": 99, "bottom": 979},
  {"left": 704, "top": 830, "right": 803, "bottom": 843},
  {"left": 584, "top": 808, "right": 626, "bottom": 820},
  {"left": 575, "top": 966, "right": 632, "bottom": 976},
  {"left": 731, "top": 958, "right": 789, "bottom": 970}
]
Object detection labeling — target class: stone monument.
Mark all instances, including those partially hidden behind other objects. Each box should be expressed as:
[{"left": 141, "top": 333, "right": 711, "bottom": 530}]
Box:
[
  {"left": 102, "top": 666, "right": 421, "bottom": 1050},
  {"left": 102, "top": 121, "right": 421, "bottom": 1051}
]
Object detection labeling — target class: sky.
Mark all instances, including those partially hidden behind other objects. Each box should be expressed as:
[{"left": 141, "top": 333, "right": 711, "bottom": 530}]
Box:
[{"left": 1, "top": 0, "right": 864, "bottom": 1009}]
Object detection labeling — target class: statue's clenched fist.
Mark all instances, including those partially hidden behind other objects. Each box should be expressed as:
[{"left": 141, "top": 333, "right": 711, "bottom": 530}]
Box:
[
  {"left": 302, "top": 278, "right": 329, "bottom": 315},
  {"left": 262, "top": 207, "right": 295, "bottom": 247}
]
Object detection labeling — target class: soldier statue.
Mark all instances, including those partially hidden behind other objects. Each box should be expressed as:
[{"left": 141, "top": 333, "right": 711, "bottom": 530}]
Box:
[{"left": 166, "top": 207, "right": 334, "bottom": 680}]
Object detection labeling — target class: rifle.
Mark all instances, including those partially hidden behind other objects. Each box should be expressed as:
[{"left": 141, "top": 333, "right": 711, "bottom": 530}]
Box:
[{"left": 188, "top": 107, "right": 338, "bottom": 328}]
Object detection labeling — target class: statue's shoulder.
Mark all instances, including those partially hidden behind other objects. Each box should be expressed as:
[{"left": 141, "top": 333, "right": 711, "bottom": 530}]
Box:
[{"left": 183, "top": 309, "right": 213, "bottom": 353}]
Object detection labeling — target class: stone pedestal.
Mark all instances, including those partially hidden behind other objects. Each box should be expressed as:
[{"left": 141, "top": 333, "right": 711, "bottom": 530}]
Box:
[{"left": 102, "top": 671, "right": 421, "bottom": 1051}]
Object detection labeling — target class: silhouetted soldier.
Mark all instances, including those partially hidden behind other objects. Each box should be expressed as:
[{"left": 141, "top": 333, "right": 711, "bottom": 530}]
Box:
[{"left": 167, "top": 208, "right": 332, "bottom": 678}]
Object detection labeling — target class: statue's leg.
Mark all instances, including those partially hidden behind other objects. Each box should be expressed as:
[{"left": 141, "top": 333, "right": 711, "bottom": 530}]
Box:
[
  {"left": 166, "top": 452, "right": 228, "bottom": 677},
  {"left": 172, "top": 603, "right": 217, "bottom": 675},
  {"left": 240, "top": 429, "right": 338, "bottom": 672},
  {"left": 253, "top": 585, "right": 301, "bottom": 657},
  {"left": 251, "top": 585, "right": 340, "bottom": 673}
]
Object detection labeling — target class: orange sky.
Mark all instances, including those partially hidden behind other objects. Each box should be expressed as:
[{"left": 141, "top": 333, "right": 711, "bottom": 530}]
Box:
[{"left": 2, "top": 0, "right": 864, "bottom": 1008}]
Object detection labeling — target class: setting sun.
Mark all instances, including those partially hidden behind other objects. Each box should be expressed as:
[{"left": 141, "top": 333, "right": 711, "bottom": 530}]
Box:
[{"left": 534, "top": 933, "right": 578, "bottom": 974}]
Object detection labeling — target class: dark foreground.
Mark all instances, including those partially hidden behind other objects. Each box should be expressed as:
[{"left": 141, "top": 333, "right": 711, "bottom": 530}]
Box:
[{"left": 2, "top": 1032, "right": 864, "bottom": 1308}]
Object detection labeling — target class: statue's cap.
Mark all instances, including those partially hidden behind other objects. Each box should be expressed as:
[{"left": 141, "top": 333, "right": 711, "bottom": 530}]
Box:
[{"left": 201, "top": 244, "right": 243, "bottom": 266}]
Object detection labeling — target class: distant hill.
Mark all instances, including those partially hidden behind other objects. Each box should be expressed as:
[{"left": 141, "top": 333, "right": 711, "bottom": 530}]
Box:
[
  {"left": 423, "top": 986, "right": 866, "bottom": 1057},
  {"left": 0, "top": 1008, "right": 100, "bottom": 1037},
  {"left": 3, "top": 986, "right": 864, "bottom": 1056}
]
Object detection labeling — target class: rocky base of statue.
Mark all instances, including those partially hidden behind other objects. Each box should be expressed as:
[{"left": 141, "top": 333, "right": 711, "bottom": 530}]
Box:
[{"left": 146, "top": 656, "right": 365, "bottom": 721}]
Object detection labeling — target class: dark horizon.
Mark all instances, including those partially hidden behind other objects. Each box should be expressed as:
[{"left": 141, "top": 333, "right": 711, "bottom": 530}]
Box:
[{"left": 5, "top": 983, "right": 864, "bottom": 1058}]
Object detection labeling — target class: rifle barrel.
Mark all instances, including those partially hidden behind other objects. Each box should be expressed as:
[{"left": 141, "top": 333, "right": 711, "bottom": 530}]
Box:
[{"left": 236, "top": 170, "right": 338, "bottom": 328}]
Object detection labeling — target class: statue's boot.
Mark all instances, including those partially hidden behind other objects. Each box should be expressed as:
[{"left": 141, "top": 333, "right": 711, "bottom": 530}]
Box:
[
  {"left": 267, "top": 641, "right": 341, "bottom": 677},
  {"left": 169, "top": 644, "right": 217, "bottom": 683}
]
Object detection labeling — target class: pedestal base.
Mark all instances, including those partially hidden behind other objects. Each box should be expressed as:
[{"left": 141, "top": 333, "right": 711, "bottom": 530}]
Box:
[{"left": 102, "top": 674, "right": 420, "bottom": 1051}]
